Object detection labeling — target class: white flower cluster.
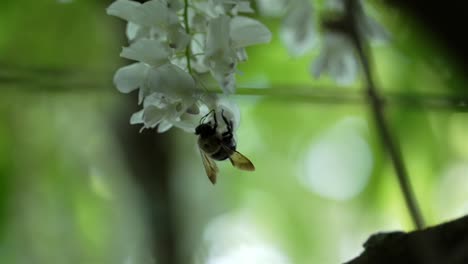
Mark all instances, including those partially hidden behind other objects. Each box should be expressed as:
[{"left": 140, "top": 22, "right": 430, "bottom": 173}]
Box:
[
  {"left": 259, "top": 0, "right": 389, "bottom": 86},
  {"left": 107, "top": 0, "right": 271, "bottom": 133},
  {"left": 311, "top": 0, "right": 390, "bottom": 85}
]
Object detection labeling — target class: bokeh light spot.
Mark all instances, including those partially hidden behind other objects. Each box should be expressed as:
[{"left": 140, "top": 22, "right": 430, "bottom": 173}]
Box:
[
  {"left": 299, "top": 117, "right": 373, "bottom": 200},
  {"left": 202, "top": 211, "right": 291, "bottom": 264}
]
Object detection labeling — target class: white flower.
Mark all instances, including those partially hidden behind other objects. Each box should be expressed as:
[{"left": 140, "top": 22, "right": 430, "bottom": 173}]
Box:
[
  {"left": 114, "top": 61, "right": 200, "bottom": 102},
  {"left": 256, "top": 0, "right": 287, "bottom": 17},
  {"left": 311, "top": 32, "right": 359, "bottom": 85},
  {"left": 125, "top": 22, "right": 151, "bottom": 42},
  {"left": 230, "top": 1, "right": 254, "bottom": 15},
  {"left": 166, "top": 24, "right": 191, "bottom": 52},
  {"left": 131, "top": 91, "right": 200, "bottom": 133},
  {"left": 107, "top": 0, "right": 190, "bottom": 50},
  {"left": 113, "top": 37, "right": 171, "bottom": 102},
  {"left": 113, "top": 36, "right": 198, "bottom": 98},
  {"left": 280, "top": 0, "right": 317, "bottom": 56},
  {"left": 204, "top": 15, "right": 237, "bottom": 93},
  {"left": 311, "top": 0, "right": 390, "bottom": 85},
  {"left": 113, "top": 62, "right": 149, "bottom": 94},
  {"left": 120, "top": 38, "right": 170, "bottom": 66},
  {"left": 112, "top": 35, "right": 202, "bottom": 132},
  {"left": 166, "top": 0, "right": 183, "bottom": 12},
  {"left": 230, "top": 16, "right": 272, "bottom": 48},
  {"left": 106, "top": 0, "right": 178, "bottom": 29},
  {"left": 203, "top": 94, "right": 240, "bottom": 131},
  {"left": 214, "top": 99, "right": 241, "bottom": 133},
  {"left": 325, "top": 0, "right": 346, "bottom": 12},
  {"left": 356, "top": 9, "right": 390, "bottom": 43},
  {"left": 195, "top": 0, "right": 253, "bottom": 17},
  {"left": 204, "top": 15, "right": 271, "bottom": 93},
  {"left": 126, "top": 63, "right": 202, "bottom": 132},
  {"left": 188, "top": 33, "right": 211, "bottom": 73},
  {"left": 107, "top": 0, "right": 270, "bottom": 135},
  {"left": 142, "top": 63, "right": 200, "bottom": 100},
  {"left": 326, "top": 0, "right": 390, "bottom": 42}
]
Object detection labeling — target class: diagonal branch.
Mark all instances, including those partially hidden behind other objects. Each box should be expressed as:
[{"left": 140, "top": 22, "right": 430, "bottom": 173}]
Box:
[{"left": 341, "top": 0, "right": 425, "bottom": 229}]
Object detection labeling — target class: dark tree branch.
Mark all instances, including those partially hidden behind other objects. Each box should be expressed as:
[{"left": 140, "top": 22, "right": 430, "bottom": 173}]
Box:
[
  {"left": 336, "top": 0, "right": 425, "bottom": 229},
  {"left": 345, "top": 215, "right": 468, "bottom": 264},
  {"left": 113, "top": 94, "right": 180, "bottom": 264}
]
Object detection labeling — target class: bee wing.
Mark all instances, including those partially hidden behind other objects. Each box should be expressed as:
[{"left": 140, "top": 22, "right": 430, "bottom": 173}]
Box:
[
  {"left": 199, "top": 148, "right": 219, "bottom": 184},
  {"left": 226, "top": 148, "right": 255, "bottom": 171}
]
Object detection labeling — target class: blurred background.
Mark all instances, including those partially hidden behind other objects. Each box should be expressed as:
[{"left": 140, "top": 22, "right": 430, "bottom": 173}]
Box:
[{"left": 1, "top": 0, "right": 468, "bottom": 263}]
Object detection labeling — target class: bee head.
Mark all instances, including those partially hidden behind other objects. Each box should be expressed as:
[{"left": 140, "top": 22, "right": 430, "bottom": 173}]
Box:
[{"left": 195, "top": 123, "right": 215, "bottom": 136}]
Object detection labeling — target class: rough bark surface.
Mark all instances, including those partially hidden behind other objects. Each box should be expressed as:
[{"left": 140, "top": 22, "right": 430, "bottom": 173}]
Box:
[{"left": 345, "top": 215, "right": 468, "bottom": 264}]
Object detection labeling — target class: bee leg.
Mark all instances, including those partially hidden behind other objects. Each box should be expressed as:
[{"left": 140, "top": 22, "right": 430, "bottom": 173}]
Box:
[
  {"left": 221, "top": 110, "right": 235, "bottom": 147},
  {"left": 221, "top": 110, "right": 233, "bottom": 132},
  {"left": 220, "top": 111, "right": 235, "bottom": 150},
  {"left": 214, "top": 110, "right": 219, "bottom": 129},
  {"left": 222, "top": 130, "right": 232, "bottom": 139},
  {"left": 200, "top": 109, "right": 215, "bottom": 124}
]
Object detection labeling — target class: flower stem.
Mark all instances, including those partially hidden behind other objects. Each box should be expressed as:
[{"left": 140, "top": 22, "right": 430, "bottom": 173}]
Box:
[{"left": 183, "top": 0, "right": 193, "bottom": 75}]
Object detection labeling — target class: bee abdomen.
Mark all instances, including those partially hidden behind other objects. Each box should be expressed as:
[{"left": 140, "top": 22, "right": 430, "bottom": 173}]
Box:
[
  {"left": 210, "top": 147, "right": 233, "bottom": 161},
  {"left": 210, "top": 137, "right": 236, "bottom": 161}
]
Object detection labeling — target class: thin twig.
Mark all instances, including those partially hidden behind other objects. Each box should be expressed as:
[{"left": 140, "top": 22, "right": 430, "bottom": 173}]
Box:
[
  {"left": 343, "top": 0, "right": 425, "bottom": 229},
  {"left": 1, "top": 75, "right": 468, "bottom": 112},
  {"left": 234, "top": 87, "right": 468, "bottom": 111},
  {"left": 183, "top": 0, "right": 193, "bottom": 75}
]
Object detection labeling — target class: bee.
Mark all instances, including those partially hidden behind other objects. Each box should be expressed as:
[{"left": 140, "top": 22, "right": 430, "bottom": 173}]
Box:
[{"left": 195, "top": 110, "right": 255, "bottom": 184}]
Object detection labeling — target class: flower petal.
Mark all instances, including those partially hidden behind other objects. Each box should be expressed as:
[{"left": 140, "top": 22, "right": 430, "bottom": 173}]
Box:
[
  {"left": 120, "top": 39, "right": 170, "bottom": 66},
  {"left": 106, "top": 0, "right": 142, "bottom": 23},
  {"left": 140, "top": 0, "right": 179, "bottom": 26},
  {"left": 143, "top": 105, "right": 165, "bottom": 128},
  {"left": 328, "top": 52, "right": 358, "bottom": 85},
  {"left": 186, "top": 102, "right": 200, "bottom": 115},
  {"left": 358, "top": 14, "right": 390, "bottom": 43},
  {"left": 311, "top": 51, "right": 329, "bottom": 78},
  {"left": 143, "top": 92, "right": 168, "bottom": 108},
  {"left": 213, "top": 70, "right": 236, "bottom": 94},
  {"left": 230, "top": 16, "right": 272, "bottom": 48},
  {"left": 205, "top": 15, "right": 231, "bottom": 58},
  {"left": 167, "top": 0, "right": 183, "bottom": 11},
  {"left": 143, "top": 64, "right": 197, "bottom": 97},
  {"left": 191, "top": 14, "right": 207, "bottom": 33},
  {"left": 236, "top": 48, "right": 248, "bottom": 62},
  {"left": 200, "top": 95, "right": 240, "bottom": 132},
  {"left": 172, "top": 119, "right": 196, "bottom": 133},
  {"left": 215, "top": 98, "right": 240, "bottom": 131},
  {"left": 157, "top": 120, "right": 173, "bottom": 133},
  {"left": 107, "top": 0, "right": 175, "bottom": 27},
  {"left": 130, "top": 109, "right": 144, "bottom": 124},
  {"left": 167, "top": 24, "right": 191, "bottom": 51},
  {"left": 126, "top": 22, "right": 151, "bottom": 41},
  {"left": 126, "top": 22, "right": 140, "bottom": 41},
  {"left": 113, "top": 62, "right": 148, "bottom": 93},
  {"left": 237, "top": 1, "right": 254, "bottom": 13},
  {"left": 311, "top": 33, "right": 358, "bottom": 85},
  {"left": 280, "top": 0, "right": 317, "bottom": 56},
  {"left": 256, "top": 0, "right": 287, "bottom": 17},
  {"left": 231, "top": 1, "right": 254, "bottom": 15}
]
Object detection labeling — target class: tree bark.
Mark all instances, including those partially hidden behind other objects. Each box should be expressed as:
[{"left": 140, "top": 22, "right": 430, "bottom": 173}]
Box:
[
  {"left": 113, "top": 94, "right": 180, "bottom": 264},
  {"left": 345, "top": 215, "right": 468, "bottom": 264}
]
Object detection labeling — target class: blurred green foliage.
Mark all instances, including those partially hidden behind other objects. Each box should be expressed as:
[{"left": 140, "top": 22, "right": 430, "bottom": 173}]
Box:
[
  {"left": 0, "top": 0, "right": 119, "bottom": 69},
  {"left": 1, "top": 1, "right": 468, "bottom": 264}
]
